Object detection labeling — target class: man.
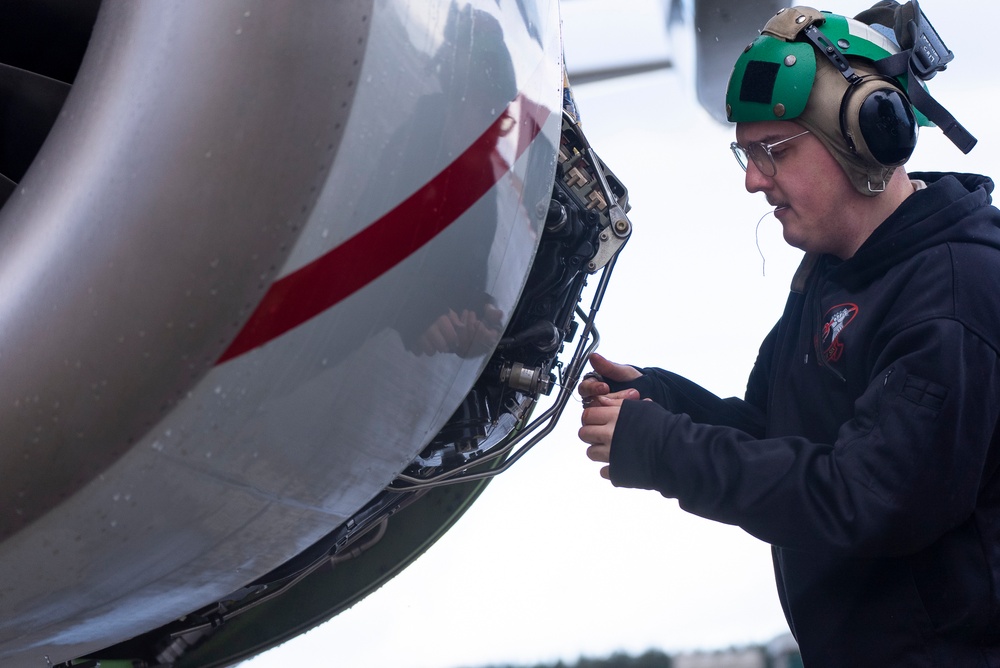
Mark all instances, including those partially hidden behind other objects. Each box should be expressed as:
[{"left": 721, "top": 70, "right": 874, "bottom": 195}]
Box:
[{"left": 578, "top": 3, "right": 1000, "bottom": 666}]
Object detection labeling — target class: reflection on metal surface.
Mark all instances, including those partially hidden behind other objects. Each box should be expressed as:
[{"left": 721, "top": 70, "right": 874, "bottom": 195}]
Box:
[
  {"left": 218, "top": 94, "right": 551, "bottom": 363},
  {"left": 387, "top": 110, "right": 632, "bottom": 492}
]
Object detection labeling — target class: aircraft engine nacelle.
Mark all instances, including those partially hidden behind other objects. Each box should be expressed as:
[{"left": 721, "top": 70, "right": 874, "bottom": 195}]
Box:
[{"left": 0, "top": 1, "right": 630, "bottom": 666}]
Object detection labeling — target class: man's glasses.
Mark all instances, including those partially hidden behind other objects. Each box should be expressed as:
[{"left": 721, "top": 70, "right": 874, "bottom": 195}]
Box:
[{"left": 730, "top": 130, "right": 811, "bottom": 177}]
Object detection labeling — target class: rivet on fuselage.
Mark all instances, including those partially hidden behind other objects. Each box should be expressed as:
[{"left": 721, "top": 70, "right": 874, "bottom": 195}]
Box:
[
  {"left": 773, "top": 103, "right": 786, "bottom": 117},
  {"left": 784, "top": 54, "right": 797, "bottom": 67}
]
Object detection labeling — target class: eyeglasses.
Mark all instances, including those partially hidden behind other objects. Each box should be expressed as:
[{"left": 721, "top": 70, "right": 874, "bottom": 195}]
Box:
[{"left": 730, "top": 130, "right": 811, "bottom": 177}]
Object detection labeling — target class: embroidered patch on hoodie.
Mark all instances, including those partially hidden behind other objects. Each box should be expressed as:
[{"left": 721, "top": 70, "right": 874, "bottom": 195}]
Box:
[{"left": 821, "top": 303, "right": 858, "bottom": 363}]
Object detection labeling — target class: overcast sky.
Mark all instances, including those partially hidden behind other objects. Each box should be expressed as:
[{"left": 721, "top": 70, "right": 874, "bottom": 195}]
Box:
[{"left": 243, "top": 1, "right": 999, "bottom": 666}]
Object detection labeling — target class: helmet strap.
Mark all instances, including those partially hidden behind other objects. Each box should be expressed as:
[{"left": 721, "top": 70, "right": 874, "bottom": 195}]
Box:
[
  {"left": 874, "top": 52, "right": 976, "bottom": 153},
  {"left": 802, "top": 12, "right": 976, "bottom": 156},
  {"left": 801, "top": 24, "right": 862, "bottom": 85}
]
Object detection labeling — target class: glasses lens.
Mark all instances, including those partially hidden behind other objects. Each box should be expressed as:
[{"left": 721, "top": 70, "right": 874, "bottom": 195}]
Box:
[
  {"left": 746, "top": 143, "right": 776, "bottom": 177},
  {"left": 730, "top": 143, "right": 750, "bottom": 171}
]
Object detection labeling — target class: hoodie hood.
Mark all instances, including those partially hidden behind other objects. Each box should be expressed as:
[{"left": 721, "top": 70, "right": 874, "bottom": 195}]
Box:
[{"left": 831, "top": 172, "right": 1000, "bottom": 290}]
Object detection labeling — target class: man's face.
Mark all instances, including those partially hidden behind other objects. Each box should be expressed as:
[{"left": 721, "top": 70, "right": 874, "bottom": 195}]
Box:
[{"left": 735, "top": 120, "right": 867, "bottom": 259}]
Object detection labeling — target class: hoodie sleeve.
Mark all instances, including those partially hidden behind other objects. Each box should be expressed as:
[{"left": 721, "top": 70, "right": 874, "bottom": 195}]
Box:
[
  {"left": 609, "top": 317, "right": 1000, "bottom": 558},
  {"left": 604, "top": 323, "right": 777, "bottom": 438},
  {"left": 607, "top": 368, "right": 766, "bottom": 438}
]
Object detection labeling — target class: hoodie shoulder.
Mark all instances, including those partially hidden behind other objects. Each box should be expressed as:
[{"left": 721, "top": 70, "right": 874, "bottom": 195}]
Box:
[
  {"left": 908, "top": 171, "right": 996, "bottom": 207},
  {"left": 836, "top": 172, "right": 1000, "bottom": 289}
]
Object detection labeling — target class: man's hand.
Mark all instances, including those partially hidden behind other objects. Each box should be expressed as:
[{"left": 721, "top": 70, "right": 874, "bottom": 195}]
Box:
[
  {"left": 578, "top": 352, "right": 643, "bottom": 404},
  {"left": 413, "top": 305, "right": 503, "bottom": 358},
  {"left": 579, "top": 390, "right": 638, "bottom": 480}
]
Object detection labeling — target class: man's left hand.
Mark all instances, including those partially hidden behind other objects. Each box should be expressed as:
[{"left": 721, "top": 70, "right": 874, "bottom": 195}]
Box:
[{"left": 579, "top": 390, "right": 638, "bottom": 480}]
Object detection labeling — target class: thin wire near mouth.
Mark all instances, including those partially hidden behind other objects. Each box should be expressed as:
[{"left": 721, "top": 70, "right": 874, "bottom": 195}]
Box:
[{"left": 755, "top": 209, "right": 774, "bottom": 277}]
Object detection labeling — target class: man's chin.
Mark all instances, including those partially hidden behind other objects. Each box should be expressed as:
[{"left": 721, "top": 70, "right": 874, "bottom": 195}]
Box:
[{"left": 780, "top": 227, "right": 809, "bottom": 253}]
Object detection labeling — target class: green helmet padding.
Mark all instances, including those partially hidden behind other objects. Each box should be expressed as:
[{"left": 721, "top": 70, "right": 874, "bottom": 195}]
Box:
[{"left": 726, "top": 36, "right": 816, "bottom": 122}]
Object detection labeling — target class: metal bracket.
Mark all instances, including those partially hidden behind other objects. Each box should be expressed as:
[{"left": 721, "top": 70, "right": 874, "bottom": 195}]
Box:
[{"left": 556, "top": 112, "right": 633, "bottom": 273}]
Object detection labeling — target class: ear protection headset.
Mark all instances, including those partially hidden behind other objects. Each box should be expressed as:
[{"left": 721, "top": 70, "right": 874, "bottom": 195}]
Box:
[
  {"left": 725, "top": 3, "right": 975, "bottom": 182},
  {"left": 802, "top": 23, "right": 917, "bottom": 168}
]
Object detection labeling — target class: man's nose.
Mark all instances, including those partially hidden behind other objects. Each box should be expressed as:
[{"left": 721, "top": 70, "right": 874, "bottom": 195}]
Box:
[{"left": 744, "top": 160, "right": 772, "bottom": 194}]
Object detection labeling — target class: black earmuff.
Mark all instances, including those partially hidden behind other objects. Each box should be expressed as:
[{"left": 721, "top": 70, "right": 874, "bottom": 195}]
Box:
[
  {"left": 802, "top": 24, "right": 919, "bottom": 169},
  {"left": 839, "top": 75, "right": 917, "bottom": 168}
]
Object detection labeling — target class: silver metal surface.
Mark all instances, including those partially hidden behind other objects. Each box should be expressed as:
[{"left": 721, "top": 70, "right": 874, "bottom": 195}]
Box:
[{"left": 0, "top": 0, "right": 563, "bottom": 665}]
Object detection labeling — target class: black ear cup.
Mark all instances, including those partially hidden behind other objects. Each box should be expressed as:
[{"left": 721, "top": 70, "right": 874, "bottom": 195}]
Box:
[{"left": 840, "top": 76, "right": 917, "bottom": 167}]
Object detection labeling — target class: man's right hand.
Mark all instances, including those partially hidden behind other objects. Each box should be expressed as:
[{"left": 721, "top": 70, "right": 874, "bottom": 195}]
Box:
[{"left": 578, "top": 352, "right": 643, "bottom": 404}]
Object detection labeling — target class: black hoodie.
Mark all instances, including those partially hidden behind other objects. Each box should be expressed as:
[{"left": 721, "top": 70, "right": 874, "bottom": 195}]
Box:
[{"left": 608, "top": 172, "right": 1000, "bottom": 666}]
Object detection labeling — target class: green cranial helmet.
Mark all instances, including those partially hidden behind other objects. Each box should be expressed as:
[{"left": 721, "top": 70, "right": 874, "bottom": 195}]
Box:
[
  {"left": 726, "top": 8, "right": 918, "bottom": 124},
  {"left": 725, "top": 2, "right": 975, "bottom": 195}
]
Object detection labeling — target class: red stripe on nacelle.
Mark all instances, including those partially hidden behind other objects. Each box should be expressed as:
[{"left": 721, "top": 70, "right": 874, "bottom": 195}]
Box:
[{"left": 217, "top": 94, "right": 550, "bottom": 363}]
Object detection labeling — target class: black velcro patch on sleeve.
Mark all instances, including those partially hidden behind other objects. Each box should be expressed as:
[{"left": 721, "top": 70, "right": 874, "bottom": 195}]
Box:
[{"left": 740, "top": 60, "right": 780, "bottom": 105}]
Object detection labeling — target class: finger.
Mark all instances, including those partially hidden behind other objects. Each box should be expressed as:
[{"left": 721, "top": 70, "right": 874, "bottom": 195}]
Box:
[
  {"left": 578, "top": 379, "right": 610, "bottom": 399},
  {"left": 583, "top": 392, "right": 635, "bottom": 412},
  {"left": 588, "top": 352, "right": 643, "bottom": 383},
  {"left": 580, "top": 404, "right": 621, "bottom": 426},
  {"left": 585, "top": 443, "right": 610, "bottom": 464},
  {"left": 424, "top": 324, "right": 452, "bottom": 352},
  {"left": 579, "top": 361, "right": 608, "bottom": 397},
  {"left": 483, "top": 303, "right": 504, "bottom": 326},
  {"left": 444, "top": 309, "right": 466, "bottom": 335},
  {"left": 603, "top": 388, "right": 639, "bottom": 402},
  {"left": 578, "top": 421, "right": 615, "bottom": 449},
  {"left": 586, "top": 395, "right": 623, "bottom": 410},
  {"left": 600, "top": 465, "right": 610, "bottom": 480},
  {"left": 449, "top": 309, "right": 467, "bottom": 329},
  {"left": 416, "top": 330, "right": 441, "bottom": 355},
  {"left": 577, "top": 423, "right": 599, "bottom": 443}
]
